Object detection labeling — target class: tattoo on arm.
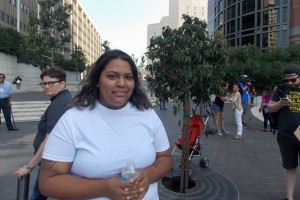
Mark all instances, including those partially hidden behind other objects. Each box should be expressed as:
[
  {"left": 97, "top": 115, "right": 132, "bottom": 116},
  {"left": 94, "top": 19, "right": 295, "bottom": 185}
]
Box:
[
  {"left": 41, "top": 159, "right": 58, "bottom": 172},
  {"left": 153, "top": 159, "right": 162, "bottom": 168}
]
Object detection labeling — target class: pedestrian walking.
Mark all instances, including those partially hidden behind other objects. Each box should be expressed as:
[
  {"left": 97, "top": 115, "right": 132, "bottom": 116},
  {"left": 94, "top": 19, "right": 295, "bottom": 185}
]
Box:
[
  {"left": 268, "top": 64, "right": 300, "bottom": 200},
  {"left": 259, "top": 86, "right": 274, "bottom": 132},
  {"left": 0, "top": 73, "right": 19, "bottom": 131}
]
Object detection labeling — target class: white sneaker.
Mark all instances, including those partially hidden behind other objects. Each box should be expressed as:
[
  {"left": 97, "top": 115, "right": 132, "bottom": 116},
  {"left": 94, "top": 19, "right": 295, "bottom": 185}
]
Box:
[
  {"left": 221, "top": 129, "right": 229, "bottom": 134},
  {"left": 217, "top": 130, "right": 223, "bottom": 135}
]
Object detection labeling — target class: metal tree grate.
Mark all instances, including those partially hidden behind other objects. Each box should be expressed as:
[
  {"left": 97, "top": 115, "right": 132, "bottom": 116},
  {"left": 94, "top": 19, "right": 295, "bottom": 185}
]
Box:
[{"left": 159, "top": 171, "right": 239, "bottom": 200}]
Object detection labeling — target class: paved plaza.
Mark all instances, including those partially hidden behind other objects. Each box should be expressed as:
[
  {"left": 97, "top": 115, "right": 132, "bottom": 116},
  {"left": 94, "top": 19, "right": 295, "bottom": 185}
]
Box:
[{"left": 0, "top": 92, "right": 300, "bottom": 200}]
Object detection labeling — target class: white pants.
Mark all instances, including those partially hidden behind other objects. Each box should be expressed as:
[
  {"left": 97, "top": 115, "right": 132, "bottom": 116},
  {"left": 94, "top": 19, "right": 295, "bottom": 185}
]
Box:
[{"left": 234, "top": 108, "right": 243, "bottom": 135}]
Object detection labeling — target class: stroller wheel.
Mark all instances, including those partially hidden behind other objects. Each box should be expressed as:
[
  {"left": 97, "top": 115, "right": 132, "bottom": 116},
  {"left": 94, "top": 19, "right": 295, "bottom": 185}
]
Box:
[{"left": 199, "top": 158, "right": 209, "bottom": 168}]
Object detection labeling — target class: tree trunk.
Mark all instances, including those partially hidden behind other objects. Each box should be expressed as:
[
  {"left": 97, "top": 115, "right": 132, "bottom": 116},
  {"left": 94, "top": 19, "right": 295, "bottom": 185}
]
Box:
[{"left": 180, "top": 89, "right": 192, "bottom": 192}]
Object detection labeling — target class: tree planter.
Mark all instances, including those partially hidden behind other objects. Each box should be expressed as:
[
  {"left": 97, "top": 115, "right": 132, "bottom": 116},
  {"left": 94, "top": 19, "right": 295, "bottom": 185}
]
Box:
[{"left": 159, "top": 171, "right": 239, "bottom": 200}]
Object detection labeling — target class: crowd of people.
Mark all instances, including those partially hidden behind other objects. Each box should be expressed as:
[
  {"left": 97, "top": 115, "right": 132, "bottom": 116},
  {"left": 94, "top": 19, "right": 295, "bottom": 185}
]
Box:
[
  {"left": 1, "top": 51, "right": 298, "bottom": 200},
  {"left": 210, "top": 65, "right": 300, "bottom": 200}
]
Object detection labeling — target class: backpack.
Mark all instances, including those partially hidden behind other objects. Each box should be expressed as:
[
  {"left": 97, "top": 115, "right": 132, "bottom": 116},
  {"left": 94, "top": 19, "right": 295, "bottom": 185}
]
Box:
[{"left": 269, "top": 84, "right": 285, "bottom": 135}]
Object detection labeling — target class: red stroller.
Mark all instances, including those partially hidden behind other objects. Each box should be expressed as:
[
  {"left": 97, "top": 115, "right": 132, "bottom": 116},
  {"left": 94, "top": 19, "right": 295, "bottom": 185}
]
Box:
[{"left": 171, "top": 115, "right": 209, "bottom": 169}]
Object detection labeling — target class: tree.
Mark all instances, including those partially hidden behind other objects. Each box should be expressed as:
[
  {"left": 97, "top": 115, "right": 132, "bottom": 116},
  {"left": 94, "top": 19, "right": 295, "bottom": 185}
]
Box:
[
  {"left": 0, "top": 25, "right": 22, "bottom": 56},
  {"left": 146, "top": 15, "right": 228, "bottom": 192},
  {"left": 71, "top": 45, "right": 87, "bottom": 79},
  {"left": 138, "top": 56, "right": 146, "bottom": 72},
  {"left": 102, "top": 40, "right": 111, "bottom": 52},
  {"left": 19, "top": 0, "right": 72, "bottom": 70}
]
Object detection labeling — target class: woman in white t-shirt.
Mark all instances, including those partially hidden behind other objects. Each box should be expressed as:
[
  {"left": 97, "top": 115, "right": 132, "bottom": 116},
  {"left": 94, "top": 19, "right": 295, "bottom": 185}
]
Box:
[{"left": 39, "top": 50, "right": 172, "bottom": 200}]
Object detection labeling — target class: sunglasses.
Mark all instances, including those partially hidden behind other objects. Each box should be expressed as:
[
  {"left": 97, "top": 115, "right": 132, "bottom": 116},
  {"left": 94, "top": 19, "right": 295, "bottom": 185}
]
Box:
[{"left": 284, "top": 76, "right": 299, "bottom": 83}]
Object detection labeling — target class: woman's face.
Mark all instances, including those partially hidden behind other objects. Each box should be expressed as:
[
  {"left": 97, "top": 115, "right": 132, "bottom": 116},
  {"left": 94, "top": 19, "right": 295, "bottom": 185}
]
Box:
[
  {"left": 98, "top": 58, "right": 135, "bottom": 109},
  {"left": 233, "top": 84, "right": 239, "bottom": 92}
]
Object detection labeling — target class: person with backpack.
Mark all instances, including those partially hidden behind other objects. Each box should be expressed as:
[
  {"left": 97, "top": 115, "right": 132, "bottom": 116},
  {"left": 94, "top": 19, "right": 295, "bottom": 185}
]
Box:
[
  {"left": 259, "top": 86, "right": 274, "bottom": 132},
  {"left": 268, "top": 64, "right": 300, "bottom": 200}
]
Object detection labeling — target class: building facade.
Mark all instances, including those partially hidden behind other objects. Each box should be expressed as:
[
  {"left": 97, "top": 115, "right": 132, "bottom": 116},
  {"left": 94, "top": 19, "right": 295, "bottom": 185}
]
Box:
[
  {"left": 64, "top": 0, "right": 102, "bottom": 65},
  {"left": 147, "top": 0, "right": 208, "bottom": 64},
  {"left": 0, "top": 0, "right": 102, "bottom": 65},
  {"left": 0, "top": 0, "right": 39, "bottom": 32},
  {"left": 210, "top": 0, "right": 300, "bottom": 49}
]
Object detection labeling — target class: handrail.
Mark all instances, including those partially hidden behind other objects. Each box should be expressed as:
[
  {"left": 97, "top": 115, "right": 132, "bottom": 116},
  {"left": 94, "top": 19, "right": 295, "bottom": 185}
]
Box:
[{"left": 16, "top": 174, "right": 30, "bottom": 200}]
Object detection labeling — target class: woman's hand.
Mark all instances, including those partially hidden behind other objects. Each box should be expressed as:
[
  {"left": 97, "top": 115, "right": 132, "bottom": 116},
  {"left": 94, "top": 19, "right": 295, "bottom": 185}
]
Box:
[
  {"left": 15, "top": 166, "right": 31, "bottom": 181},
  {"left": 105, "top": 173, "right": 149, "bottom": 200}
]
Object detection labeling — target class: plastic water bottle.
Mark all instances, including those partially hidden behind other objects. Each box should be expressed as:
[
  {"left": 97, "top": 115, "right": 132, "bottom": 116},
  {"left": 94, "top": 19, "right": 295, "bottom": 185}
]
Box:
[{"left": 121, "top": 159, "right": 139, "bottom": 182}]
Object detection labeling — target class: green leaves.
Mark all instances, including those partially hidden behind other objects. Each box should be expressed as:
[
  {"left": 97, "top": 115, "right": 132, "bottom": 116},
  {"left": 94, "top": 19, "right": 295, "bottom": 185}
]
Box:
[
  {"left": 146, "top": 15, "right": 228, "bottom": 112},
  {"left": 0, "top": 26, "right": 22, "bottom": 56}
]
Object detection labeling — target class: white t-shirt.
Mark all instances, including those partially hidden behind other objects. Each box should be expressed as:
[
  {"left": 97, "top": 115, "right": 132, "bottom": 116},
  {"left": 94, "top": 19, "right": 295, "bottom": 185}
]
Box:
[{"left": 43, "top": 102, "right": 170, "bottom": 200}]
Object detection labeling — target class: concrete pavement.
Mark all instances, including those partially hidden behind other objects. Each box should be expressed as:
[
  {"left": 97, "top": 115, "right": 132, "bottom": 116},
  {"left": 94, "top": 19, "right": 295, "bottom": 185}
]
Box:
[{"left": 1, "top": 92, "right": 300, "bottom": 200}]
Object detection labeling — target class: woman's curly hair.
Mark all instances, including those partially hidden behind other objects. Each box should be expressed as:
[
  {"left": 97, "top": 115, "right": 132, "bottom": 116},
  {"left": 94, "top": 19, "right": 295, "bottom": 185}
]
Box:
[{"left": 73, "top": 49, "right": 152, "bottom": 110}]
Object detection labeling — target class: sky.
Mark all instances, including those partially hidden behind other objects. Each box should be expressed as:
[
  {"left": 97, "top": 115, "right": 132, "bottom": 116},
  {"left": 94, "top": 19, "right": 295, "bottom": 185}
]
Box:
[{"left": 79, "top": 0, "right": 169, "bottom": 59}]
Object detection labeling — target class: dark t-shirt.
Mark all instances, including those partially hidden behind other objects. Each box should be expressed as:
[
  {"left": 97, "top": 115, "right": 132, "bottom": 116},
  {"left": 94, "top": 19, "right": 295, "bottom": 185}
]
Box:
[
  {"left": 272, "top": 84, "right": 300, "bottom": 139},
  {"left": 33, "top": 90, "right": 73, "bottom": 153},
  {"left": 213, "top": 90, "right": 227, "bottom": 108}
]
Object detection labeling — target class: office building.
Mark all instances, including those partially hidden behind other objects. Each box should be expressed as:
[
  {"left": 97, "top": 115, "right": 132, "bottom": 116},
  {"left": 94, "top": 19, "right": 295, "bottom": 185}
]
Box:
[
  {"left": 0, "top": 0, "right": 102, "bottom": 65},
  {"left": 210, "top": 0, "right": 300, "bottom": 50},
  {"left": 147, "top": 0, "right": 208, "bottom": 48},
  {"left": 0, "top": 0, "right": 39, "bottom": 32}
]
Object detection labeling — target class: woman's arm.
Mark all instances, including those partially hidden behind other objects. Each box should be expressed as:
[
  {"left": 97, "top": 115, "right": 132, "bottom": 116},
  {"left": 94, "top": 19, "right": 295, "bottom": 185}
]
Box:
[
  {"left": 15, "top": 134, "right": 50, "bottom": 180},
  {"left": 259, "top": 96, "right": 265, "bottom": 112},
  {"left": 39, "top": 159, "right": 142, "bottom": 200},
  {"left": 132, "top": 149, "right": 172, "bottom": 199},
  {"left": 228, "top": 92, "right": 237, "bottom": 103}
]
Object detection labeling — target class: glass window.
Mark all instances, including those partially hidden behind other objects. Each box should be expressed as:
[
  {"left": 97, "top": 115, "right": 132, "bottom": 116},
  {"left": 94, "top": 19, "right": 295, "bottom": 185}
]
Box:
[
  {"left": 219, "top": 13, "right": 223, "bottom": 25},
  {"left": 256, "top": 34, "right": 261, "bottom": 47},
  {"left": 242, "top": 14, "right": 255, "bottom": 29},
  {"left": 283, "top": 0, "right": 288, "bottom": 5},
  {"left": 275, "top": 0, "right": 281, "bottom": 6},
  {"left": 282, "top": 30, "right": 288, "bottom": 47},
  {"left": 220, "top": 0, "right": 224, "bottom": 12},
  {"left": 263, "top": 9, "right": 279, "bottom": 26},
  {"left": 227, "top": 0, "right": 236, "bottom": 7},
  {"left": 264, "top": 0, "right": 275, "bottom": 8},
  {"left": 227, "top": 20, "right": 235, "bottom": 34},
  {"left": 228, "top": 39, "right": 235, "bottom": 46},
  {"left": 242, "top": 30, "right": 254, "bottom": 35},
  {"left": 227, "top": 5, "right": 235, "bottom": 20},
  {"left": 262, "top": 33, "right": 268, "bottom": 48},
  {"left": 282, "top": 7, "right": 287, "bottom": 23},
  {"left": 262, "top": 32, "right": 278, "bottom": 47},
  {"left": 227, "top": 34, "right": 235, "bottom": 39},
  {"left": 242, "top": 0, "right": 255, "bottom": 14},
  {"left": 257, "top": 0, "right": 261, "bottom": 10},
  {"left": 257, "top": 12, "right": 261, "bottom": 26},
  {"left": 242, "top": 35, "right": 254, "bottom": 45}
]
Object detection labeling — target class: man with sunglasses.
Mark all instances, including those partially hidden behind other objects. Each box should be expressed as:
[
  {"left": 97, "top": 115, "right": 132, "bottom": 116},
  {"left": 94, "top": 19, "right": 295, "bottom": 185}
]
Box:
[
  {"left": 15, "top": 67, "right": 73, "bottom": 200},
  {"left": 268, "top": 64, "right": 300, "bottom": 200},
  {"left": 0, "top": 73, "right": 19, "bottom": 131}
]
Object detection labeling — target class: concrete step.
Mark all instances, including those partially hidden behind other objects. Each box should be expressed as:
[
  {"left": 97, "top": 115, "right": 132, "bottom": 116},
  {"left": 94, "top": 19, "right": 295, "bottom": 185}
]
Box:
[{"left": 1, "top": 101, "right": 50, "bottom": 123}]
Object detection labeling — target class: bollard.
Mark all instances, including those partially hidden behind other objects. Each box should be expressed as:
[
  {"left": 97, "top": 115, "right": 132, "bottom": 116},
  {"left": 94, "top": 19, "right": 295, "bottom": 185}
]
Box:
[{"left": 16, "top": 174, "right": 30, "bottom": 200}]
